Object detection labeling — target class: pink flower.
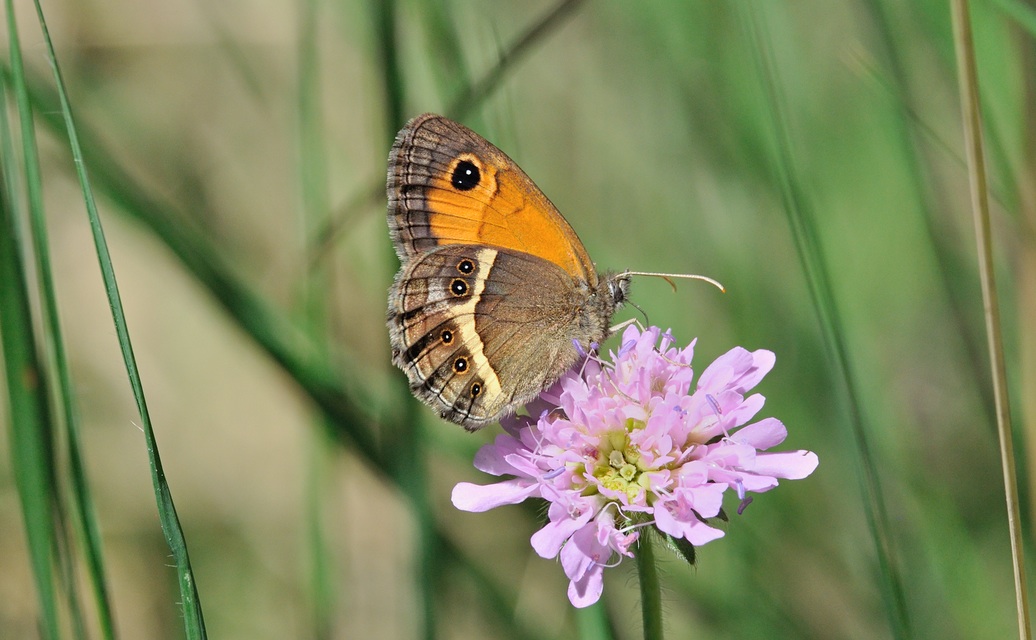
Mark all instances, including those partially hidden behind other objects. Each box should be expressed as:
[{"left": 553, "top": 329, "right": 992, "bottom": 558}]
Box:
[{"left": 451, "top": 326, "right": 819, "bottom": 607}]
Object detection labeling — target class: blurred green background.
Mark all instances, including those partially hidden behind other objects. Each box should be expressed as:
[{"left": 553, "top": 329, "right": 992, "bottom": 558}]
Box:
[{"left": 1, "top": 0, "right": 1033, "bottom": 638}]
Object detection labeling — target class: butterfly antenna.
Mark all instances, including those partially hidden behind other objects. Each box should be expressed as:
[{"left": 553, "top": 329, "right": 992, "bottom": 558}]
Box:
[
  {"left": 625, "top": 271, "right": 726, "bottom": 293},
  {"left": 628, "top": 299, "right": 650, "bottom": 327}
]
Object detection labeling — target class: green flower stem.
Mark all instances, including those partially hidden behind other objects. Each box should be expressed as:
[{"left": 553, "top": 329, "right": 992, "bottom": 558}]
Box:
[{"left": 636, "top": 532, "right": 664, "bottom": 640}]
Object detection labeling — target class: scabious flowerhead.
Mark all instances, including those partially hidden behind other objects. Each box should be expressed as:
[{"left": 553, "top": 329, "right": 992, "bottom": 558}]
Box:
[{"left": 451, "top": 325, "right": 819, "bottom": 607}]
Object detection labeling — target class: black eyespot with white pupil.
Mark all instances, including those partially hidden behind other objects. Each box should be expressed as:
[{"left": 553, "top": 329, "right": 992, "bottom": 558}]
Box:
[
  {"left": 470, "top": 382, "right": 482, "bottom": 398},
  {"left": 440, "top": 329, "right": 453, "bottom": 344},
  {"left": 450, "top": 279, "right": 468, "bottom": 296},
  {"left": 457, "top": 259, "right": 474, "bottom": 274},
  {"left": 451, "top": 160, "right": 480, "bottom": 191},
  {"left": 453, "top": 357, "right": 468, "bottom": 373}
]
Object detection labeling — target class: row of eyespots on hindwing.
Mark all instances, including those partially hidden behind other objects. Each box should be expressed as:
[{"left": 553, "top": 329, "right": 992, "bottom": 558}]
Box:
[
  {"left": 438, "top": 255, "right": 484, "bottom": 403},
  {"left": 414, "top": 332, "right": 485, "bottom": 406},
  {"left": 408, "top": 254, "right": 485, "bottom": 407}
]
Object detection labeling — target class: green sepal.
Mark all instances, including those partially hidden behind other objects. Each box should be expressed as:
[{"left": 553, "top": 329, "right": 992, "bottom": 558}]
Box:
[{"left": 661, "top": 531, "right": 696, "bottom": 566}]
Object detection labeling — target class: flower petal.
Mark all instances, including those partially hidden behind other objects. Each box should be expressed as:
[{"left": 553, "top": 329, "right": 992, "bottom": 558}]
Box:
[
  {"left": 451, "top": 479, "right": 539, "bottom": 512},
  {"left": 726, "top": 393, "right": 766, "bottom": 428},
  {"left": 654, "top": 501, "right": 726, "bottom": 545},
  {"left": 697, "top": 347, "right": 752, "bottom": 391},
  {"left": 752, "top": 450, "right": 819, "bottom": 479},
  {"left": 732, "top": 417, "right": 787, "bottom": 449},
  {"left": 559, "top": 521, "right": 614, "bottom": 606},
  {"left": 567, "top": 566, "right": 604, "bottom": 608},
  {"left": 530, "top": 500, "right": 596, "bottom": 558},
  {"left": 736, "top": 349, "right": 775, "bottom": 391},
  {"left": 472, "top": 434, "right": 525, "bottom": 475}
]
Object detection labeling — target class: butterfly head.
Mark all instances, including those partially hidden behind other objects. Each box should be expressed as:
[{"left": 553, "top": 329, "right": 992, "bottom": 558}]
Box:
[{"left": 606, "top": 272, "right": 632, "bottom": 310}]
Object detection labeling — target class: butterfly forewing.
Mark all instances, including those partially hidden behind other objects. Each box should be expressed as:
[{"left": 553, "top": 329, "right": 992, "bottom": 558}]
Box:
[{"left": 388, "top": 114, "right": 597, "bottom": 283}]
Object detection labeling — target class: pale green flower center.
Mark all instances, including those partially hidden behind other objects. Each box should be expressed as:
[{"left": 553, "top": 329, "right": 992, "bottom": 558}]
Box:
[{"left": 587, "top": 419, "right": 654, "bottom": 502}]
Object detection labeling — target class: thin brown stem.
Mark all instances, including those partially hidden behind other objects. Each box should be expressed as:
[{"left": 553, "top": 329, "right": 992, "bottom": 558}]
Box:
[{"left": 950, "top": 1, "right": 1031, "bottom": 637}]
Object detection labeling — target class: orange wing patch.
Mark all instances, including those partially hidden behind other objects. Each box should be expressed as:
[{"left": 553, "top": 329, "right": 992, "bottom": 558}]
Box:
[
  {"left": 390, "top": 114, "right": 597, "bottom": 284},
  {"left": 426, "top": 155, "right": 594, "bottom": 281}
]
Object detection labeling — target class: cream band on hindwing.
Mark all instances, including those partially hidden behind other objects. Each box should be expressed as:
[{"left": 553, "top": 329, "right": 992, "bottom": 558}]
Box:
[{"left": 450, "top": 247, "right": 502, "bottom": 403}]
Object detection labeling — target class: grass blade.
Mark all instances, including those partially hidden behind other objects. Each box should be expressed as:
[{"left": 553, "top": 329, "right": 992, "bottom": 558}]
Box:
[
  {"left": 949, "top": 1, "right": 1031, "bottom": 637},
  {"left": 0, "top": 94, "right": 60, "bottom": 640},
  {"left": 10, "top": 4, "right": 119, "bottom": 636},
  {"left": 2, "top": 4, "right": 67, "bottom": 637},
  {"left": 5, "top": 16, "right": 95, "bottom": 638},
  {"left": 30, "top": 2, "right": 209, "bottom": 636}
]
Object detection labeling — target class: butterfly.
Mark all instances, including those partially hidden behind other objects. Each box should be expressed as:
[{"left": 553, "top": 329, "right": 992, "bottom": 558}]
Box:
[{"left": 386, "top": 114, "right": 630, "bottom": 430}]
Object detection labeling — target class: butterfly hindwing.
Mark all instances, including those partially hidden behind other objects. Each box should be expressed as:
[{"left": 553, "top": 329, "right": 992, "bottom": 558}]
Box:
[{"left": 388, "top": 244, "right": 613, "bottom": 430}]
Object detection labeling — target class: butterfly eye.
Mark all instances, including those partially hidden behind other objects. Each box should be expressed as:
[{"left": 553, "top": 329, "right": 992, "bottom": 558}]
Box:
[
  {"left": 440, "top": 329, "right": 453, "bottom": 344},
  {"left": 470, "top": 382, "right": 482, "bottom": 398},
  {"left": 450, "top": 279, "right": 468, "bottom": 296},
  {"left": 453, "top": 357, "right": 469, "bottom": 373},
  {"left": 457, "top": 259, "right": 475, "bottom": 274},
  {"left": 451, "top": 160, "right": 480, "bottom": 191}
]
